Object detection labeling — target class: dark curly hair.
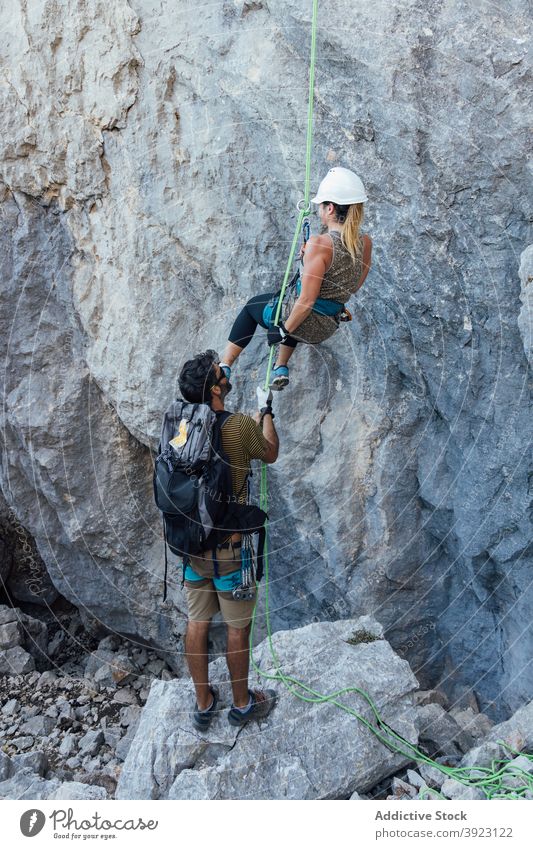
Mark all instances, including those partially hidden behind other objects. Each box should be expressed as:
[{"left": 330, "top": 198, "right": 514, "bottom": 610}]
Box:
[{"left": 178, "top": 349, "right": 220, "bottom": 403}]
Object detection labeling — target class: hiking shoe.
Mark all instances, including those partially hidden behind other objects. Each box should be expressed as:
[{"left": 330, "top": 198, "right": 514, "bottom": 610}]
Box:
[
  {"left": 227, "top": 688, "right": 278, "bottom": 727},
  {"left": 269, "top": 365, "right": 289, "bottom": 391},
  {"left": 192, "top": 685, "right": 219, "bottom": 731}
]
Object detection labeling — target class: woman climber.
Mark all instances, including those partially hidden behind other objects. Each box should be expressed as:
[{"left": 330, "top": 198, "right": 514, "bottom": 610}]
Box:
[{"left": 219, "top": 167, "right": 372, "bottom": 390}]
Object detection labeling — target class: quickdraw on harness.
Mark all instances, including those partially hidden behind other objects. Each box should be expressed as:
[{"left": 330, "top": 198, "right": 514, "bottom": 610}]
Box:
[{"left": 246, "top": 0, "right": 533, "bottom": 801}]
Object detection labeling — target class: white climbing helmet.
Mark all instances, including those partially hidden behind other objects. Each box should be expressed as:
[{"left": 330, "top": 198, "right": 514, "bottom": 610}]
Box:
[{"left": 311, "top": 167, "right": 368, "bottom": 205}]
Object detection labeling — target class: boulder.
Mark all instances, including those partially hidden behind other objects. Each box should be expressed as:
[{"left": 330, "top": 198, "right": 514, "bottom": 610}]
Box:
[
  {"left": 18, "top": 715, "right": 55, "bottom": 737},
  {"left": 0, "top": 605, "right": 49, "bottom": 663},
  {"left": 116, "top": 617, "right": 420, "bottom": 799},
  {"left": 449, "top": 706, "right": 494, "bottom": 742},
  {"left": 456, "top": 699, "right": 533, "bottom": 798},
  {"left": 415, "top": 703, "right": 475, "bottom": 758},
  {"left": 440, "top": 778, "right": 485, "bottom": 801},
  {"left": 0, "top": 621, "right": 23, "bottom": 650},
  {"left": 0, "top": 769, "right": 61, "bottom": 800},
  {"left": 0, "top": 751, "right": 12, "bottom": 781},
  {"left": 1, "top": 698, "right": 20, "bottom": 716},
  {"left": 518, "top": 245, "right": 533, "bottom": 366},
  {"left": 10, "top": 750, "right": 49, "bottom": 777},
  {"left": 0, "top": 646, "right": 35, "bottom": 675},
  {"left": 0, "top": 765, "right": 108, "bottom": 800},
  {"left": 78, "top": 730, "right": 105, "bottom": 757}
]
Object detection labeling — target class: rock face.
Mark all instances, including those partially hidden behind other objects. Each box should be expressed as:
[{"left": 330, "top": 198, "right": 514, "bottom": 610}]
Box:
[
  {"left": 518, "top": 246, "right": 533, "bottom": 365},
  {"left": 116, "top": 616, "right": 420, "bottom": 799},
  {"left": 0, "top": 0, "right": 531, "bottom": 721}
]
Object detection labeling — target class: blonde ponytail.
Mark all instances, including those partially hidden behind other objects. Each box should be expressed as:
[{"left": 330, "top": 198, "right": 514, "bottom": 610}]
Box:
[{"left": 341, "top": 202, "right": 364, "bottom": 263}]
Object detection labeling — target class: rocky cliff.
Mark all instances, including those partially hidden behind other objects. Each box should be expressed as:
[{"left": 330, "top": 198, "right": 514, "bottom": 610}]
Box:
[{"left": 1, "top": 0, "right": 531, "bottom": 722}]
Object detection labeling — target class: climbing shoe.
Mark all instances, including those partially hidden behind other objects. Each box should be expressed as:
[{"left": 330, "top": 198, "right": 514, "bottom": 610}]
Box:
[
  {"left": 192, "top": 685, "right": 219, "bottom": 732},
  {"left": 269, "top": 365, "right": 289, "bottom": 391},
  {"left": 219, "top": 363, "right": 232, "bottom": 381},
  {"left": 227, "top": 688, "right": 278, "bottom": 727}
]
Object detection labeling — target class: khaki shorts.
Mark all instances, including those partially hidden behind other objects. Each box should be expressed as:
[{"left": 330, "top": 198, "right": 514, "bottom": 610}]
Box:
[{"left": 184, "top": 542, "right": 257, "bottom": 630}]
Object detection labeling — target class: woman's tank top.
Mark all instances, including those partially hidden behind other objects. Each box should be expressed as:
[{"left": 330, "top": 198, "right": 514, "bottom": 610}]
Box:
[
  {"left": 285, "top": 230, "right": 365, "bottom": 343},
  {"left": 320, "top": 230, "right": 364, "bottom": 302}
]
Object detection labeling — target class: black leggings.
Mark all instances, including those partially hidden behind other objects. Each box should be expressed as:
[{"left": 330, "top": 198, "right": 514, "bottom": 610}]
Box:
[{"left": 228, "top": 292, "right": 299, "bottom": 350}]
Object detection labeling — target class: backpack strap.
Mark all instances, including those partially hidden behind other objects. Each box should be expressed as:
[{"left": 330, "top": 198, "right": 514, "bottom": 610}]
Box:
[
  {"left": 162, "top": 516, "right": 168, "bottom": 602},
  {"left": 215, "top": 410, "right": 232, "bottom": 428},
  {"left": 254, "top": 523, "right": 267, "bottom": 582}
]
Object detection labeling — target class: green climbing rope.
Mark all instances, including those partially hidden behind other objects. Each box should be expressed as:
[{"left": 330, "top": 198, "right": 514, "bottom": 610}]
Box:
[{"left": 248, "top": 0, "right": 533, "bottom": 802}]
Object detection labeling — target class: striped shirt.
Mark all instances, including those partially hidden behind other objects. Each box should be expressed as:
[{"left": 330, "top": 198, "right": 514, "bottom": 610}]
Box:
[{"left": 220, "top": 412, "right": 268, "bottom": 502}]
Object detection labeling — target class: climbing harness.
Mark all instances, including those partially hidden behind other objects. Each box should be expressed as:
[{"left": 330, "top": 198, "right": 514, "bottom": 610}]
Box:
[{"left": 247, "top": 0, "right": 533, "bottom": 801}]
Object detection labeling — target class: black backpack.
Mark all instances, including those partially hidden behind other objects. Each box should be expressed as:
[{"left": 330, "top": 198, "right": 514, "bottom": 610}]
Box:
[{"left": 153, "top": 399, "right": 267, "bottom": 600}]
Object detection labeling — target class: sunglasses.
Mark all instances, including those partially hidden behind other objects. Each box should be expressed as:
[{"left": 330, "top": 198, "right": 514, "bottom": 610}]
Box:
[{"left": 210, "top": 364, "right": 227, "bottom": 391}]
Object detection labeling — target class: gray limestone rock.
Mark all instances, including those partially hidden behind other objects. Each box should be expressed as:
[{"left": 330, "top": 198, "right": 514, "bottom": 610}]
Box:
[
  {"left": 414, "top": 690, "right": 450, "bottom": 710},
  {"left": 440, "top": 778, "right": 485, "bottom": 801},
  {"left": 112, "top": 688, "right": 139, "bottom": 706},
  {"left": 74, "top": 772, "right": 118, "bottom": 797},
  {"left": 506, "top": 754, "right": 533, "bottom": 776},
  {"left": 449, "top": 707, "right": 494, "bottom": 742},
  {"left": 0, "top": 751, "right": 12, "bottom": 782},
  {"left": 116, "top": 617, "right": 420, "bottom": 799},
  {"left": 47, "top": 631, "right": 66, "bottom": 658},
  {"left": 0, "top": 606, "right": 48, "bottom": 663},
  {"left": 97, "top": 635, "right": 122, "bottom": 652},
  {"left": 416, "top": 703, "right": 475, "bottom": 758},
  {"left": 0, "top": 769, "right": 62, "bottom": 800},
  {"left": 0, "top": 646, "right": 35, "bottom": 675},
  {"left": 48, "top": 781, "right": 109, "bottom": 800},
  {"left": 119, "top": 705, "right": 141, "bottom": 728},
  {"left": 459, "top": 700, "right": 533, "bottom": 772},
  {"left": 37, "top": 670, "right": 59, "bottom": 687},
  {"left": 10, "top": 750, "right": 49, "bottom": 777},
  {"left": 418, "top": 761, "right": 446, "bottom": 790},
  {"left": 115, "top": 719, "right": 141, "bottom": 763},
  {"left": 406, "top": 768, "right": 426, "bottom": 789},
  {"left": 18, "top": 714, "right": 55, "bottom": 737},
  {"left": 84, "top": 650, "right": 117, "bottom": 679},
  {"left": 95, "top": 654, "right": 136, "bottom": 686},
  {"left": 0, "top": 621, "right": 23, "bottom": 650},
  {"left": 11, "top": 736, "right": 34, "bottom": 751},
  {"left": 518, "top": 245, "right": 533, "bottom": 365},
  {"left": 103, "top": 725, "right": 124, "bottom": 748},
  {"left": 58, "top": 733, "right": 77, "bottom": 758},
  {"left": 78, "top": 729, "right": 105, "bottom": 757}
]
